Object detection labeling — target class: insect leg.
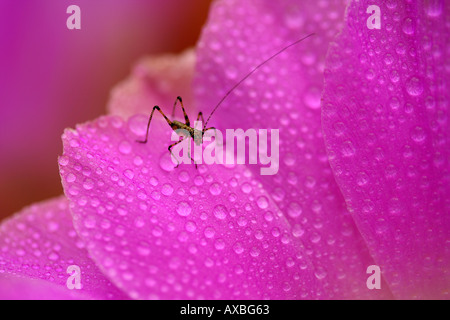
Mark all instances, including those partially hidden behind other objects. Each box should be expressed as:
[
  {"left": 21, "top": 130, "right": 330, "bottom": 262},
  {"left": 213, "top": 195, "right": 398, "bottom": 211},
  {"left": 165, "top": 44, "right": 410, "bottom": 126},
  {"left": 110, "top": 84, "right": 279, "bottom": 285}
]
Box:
[
  {"left": 168, "top": 137, "right": 197, "bottom": 169},
  {"left": 202, "top": 126, "right": 222, "bottom": 147},
  {"left": 171, "top": 96, "right": 190, "bottom": 126},
  {"left": 168, "top": 138, "right": 184, "bottom": 168},
  {"left": 137, "top": 105, "right": 172, "bottom": 144},
  {"left": 186, "top": 136, "right": 198, "bottom": 169},
  {"left": 196, "top": 111, "right": 205, "bottom": 123}
]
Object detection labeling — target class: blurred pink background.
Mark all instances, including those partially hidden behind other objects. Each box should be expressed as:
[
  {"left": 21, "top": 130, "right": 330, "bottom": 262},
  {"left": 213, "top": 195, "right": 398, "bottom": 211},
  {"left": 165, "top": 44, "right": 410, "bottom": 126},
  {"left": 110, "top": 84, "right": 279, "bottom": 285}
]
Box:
[{"left": 0, "top": 0, "right": 212, "bottom": 220}]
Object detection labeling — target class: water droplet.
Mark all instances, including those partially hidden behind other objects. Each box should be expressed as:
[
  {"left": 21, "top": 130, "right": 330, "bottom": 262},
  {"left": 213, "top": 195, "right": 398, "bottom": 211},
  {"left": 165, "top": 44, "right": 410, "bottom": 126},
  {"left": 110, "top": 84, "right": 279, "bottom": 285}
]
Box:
[
  {"left": 178, "top": 171, "right": 190, "bottom": 182},
  {"left": 341, "top": 140, "right": 356, "bottom": 157},
  {"left": 159, "top": 153, "right": 175, "bottom": 172},
  {"left": 212, "top": 205, "right": 227, "bottom": 220},
  {"left": 69, "top": 139, "right": 80, "bottom": 148},
  {"left": 314, "top": 267, "right": 327, "bottom": 280},
  {"left": 386, "top": 0, "right": 397, "bottom": 9},
  {"left": 214, "top": 238, "right": 225, "bottom": 250},
  {"left": 161, "top": 183, "right": 174, "bottom": 196},
  {"left": 356, "top": 171, "right": 369, "bottom": 186},
  {"left": 185, "top": 221, "right": 197, "bottom": 232},
  {"left": 282, "top": 282, "right": 292, "bottom": 292},
  {"left": 128, "top": 114, "right": 148, "bottom": 136},
  {"left": 133, "top": 156, "right": 143, "bottom": 166},
  {"left": 402, "top": 17, "right": 415, "bottom": 35},
  {"left": 389, "top": 69, "right": 400, "bottom": 83},
  {"left": 271, "top": 227, "right": 281, "bottom": 237},
  {"left": 118, "top": 141, "right": 132, "bottom": 155},
  {"left": 426, "top": 0, "right": 443, "bottom": 17},
  {"left": 287, "top": 202, "right": 302, "bottom": 218},
  {"left": 292, "top": 224, "right": 305, "bottom": 237},
  {"left": 225, "top": 66, "right": 238, "bottom": 80},
  {"left": 65, "top": 173, "right": 76, "bottom": 183},
  {"left": 256, "top": 196, "right": 269, "bottom": 209},
  {"left": 406, "top": 76, "right": 424, "bottom": 96},
  {"left": 209, "top": 183, "right": 222, "bottom": 196},
  {"left": 152, "top": 226, "right": 163, "bottom": 237},
  {"left": 233, "top": 242, "right": 244, "bottom": 254},
  {"left": 137, "top": 189, "right": 148, "bottom": 200},
  {"left": 284, "top": 9, "right": 304, "bottom": 29},
  {"left": 250, "top": 247, "right": 260, "bottom": 257},
  {"left": 411, "top": 126, "right": 426, "bottom": 143},
  {"left": 137, "top": 242, "right": 151, "bottom": 256},
  {"left": 59, "top": 156, "right": 69, "bottom": 166},
  {"left": 123, "top": 169, "right": 134, "bottom": 180},
  {"left": 383, "top": 53, "right": 394, "bottom": 65},
  {"left": 286, "top": 257, "right": 295, "bottom": 268},
  {"left": 48, "top": 252, "right": 59, "bottom": 261},
  {"left": 388, "top": 198, "right": 402, "bottom": 216},
  {"left": 241, "top": 183, "right": 252, "bottom": 194},
  {"left": 389, "top": 96, "right": 400, "bottom": 110},
  {"left": 83, "top": 178, "right": 94, "bottom": 190},
  {"left": 84, "top": 216, "right": 96, "bottom": 229},
  {"left": 303, "top": 85, "right": 322, "bottom": 110},
  {"left": 176, "top": 201, "right": 192, "bottom": 217},
  {"left": 47, "top": 221, "right": 59, "bottom": 232},
  {"left": 204, "top": 227, "right": 215, "bottom": 239}
]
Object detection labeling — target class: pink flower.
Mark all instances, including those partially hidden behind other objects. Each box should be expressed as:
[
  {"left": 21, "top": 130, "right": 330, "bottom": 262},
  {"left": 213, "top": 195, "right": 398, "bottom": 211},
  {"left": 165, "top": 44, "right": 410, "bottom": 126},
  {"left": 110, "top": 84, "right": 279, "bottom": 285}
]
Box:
[{"left": 0, "top": 0, "right": 447, "bottom": 300}]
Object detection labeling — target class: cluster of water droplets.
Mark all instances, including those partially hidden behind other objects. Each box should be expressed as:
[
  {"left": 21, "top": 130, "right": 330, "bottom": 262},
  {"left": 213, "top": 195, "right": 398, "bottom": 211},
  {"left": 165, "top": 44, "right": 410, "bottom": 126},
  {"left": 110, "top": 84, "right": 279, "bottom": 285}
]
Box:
[
  {"left": 321, "top": 0, "right": 449, "bottom": 298},
  {"left": 57, "top": 114, "right": 331, "bottom": 299},
  {"left": 0, "top": 197, "right": 125, "bottom": 299}
]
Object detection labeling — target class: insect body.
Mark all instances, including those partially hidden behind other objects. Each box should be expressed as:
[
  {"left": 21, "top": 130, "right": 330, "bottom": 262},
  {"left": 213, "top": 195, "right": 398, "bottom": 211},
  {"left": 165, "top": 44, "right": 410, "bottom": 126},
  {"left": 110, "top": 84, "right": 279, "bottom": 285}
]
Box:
[
  {"left": 137, "top": 33, "right": 315, "bottom": 168},
  {"left": 136, "top": 97, "right": 216, "bottom": 168}
]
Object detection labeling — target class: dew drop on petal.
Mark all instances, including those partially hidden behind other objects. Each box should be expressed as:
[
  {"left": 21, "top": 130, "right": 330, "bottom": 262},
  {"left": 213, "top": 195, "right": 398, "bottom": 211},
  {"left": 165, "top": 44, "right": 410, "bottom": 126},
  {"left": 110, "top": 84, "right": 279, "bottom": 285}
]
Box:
[
  {"left": 176, "top": 201, "right": 192, "bottom": 217},
  {"left": 287, "top": 202, "right": 302, "bottom": 218},
  {"left": 161, "top": 183, "right": 174, "bottom": 196},
  {"left": 410, "top": 126, "right": 426, "bottom": 143},
  {"left": 118, "top": 141, "right": 132, "bottom": 155},
  {"left": 256, "top": 196, "right": 269, "bottom": 209},
  {"left": 123, "top": 169, "right": 135, "bottom": 180},
  {"left": 209, "top": 183, "right": 222, "bottom": 195},
  {"left": 128, "top": 114, "right": 149, "bottom": 136},
  {"left": 58, "top": 156, "right": 69, "bottom": 166},
  {"left": 402, "top": 17, "right": 415, "bottom": 35},
  {"left": 159, "top": 153, "right": 176, "bottom": 172},
  {"left": 406, "top": 76, "right": 424, "bottom": 96}
]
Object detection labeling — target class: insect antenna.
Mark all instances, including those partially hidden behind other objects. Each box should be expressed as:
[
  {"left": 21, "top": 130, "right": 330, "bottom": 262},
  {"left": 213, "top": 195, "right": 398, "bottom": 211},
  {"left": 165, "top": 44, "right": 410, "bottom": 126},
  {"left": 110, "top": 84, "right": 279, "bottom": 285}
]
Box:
[{"left": 202, "top": 32, "right": 316, "bottom": 131}]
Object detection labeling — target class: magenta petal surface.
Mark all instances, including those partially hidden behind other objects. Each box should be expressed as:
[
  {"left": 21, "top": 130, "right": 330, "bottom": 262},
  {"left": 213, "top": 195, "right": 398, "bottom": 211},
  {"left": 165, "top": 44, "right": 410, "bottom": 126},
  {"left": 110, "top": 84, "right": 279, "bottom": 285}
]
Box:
[
  {"left": 322, "top": 0, "right": 449, "bottom": 299},
  {"left": 0, "top": 273, "right": 93, "bottom": 300},
  {"left": 194, "top": 0, "right": 391, "bottom": 298},
  {"left": 107, "top": 49, "right": 196, "bottom": 119},
  {"left": 59, "top": 115, "right": 325, "bottom": 299},
  {"left": 0, "top": 196, "right": 127, "bottom": 299}
]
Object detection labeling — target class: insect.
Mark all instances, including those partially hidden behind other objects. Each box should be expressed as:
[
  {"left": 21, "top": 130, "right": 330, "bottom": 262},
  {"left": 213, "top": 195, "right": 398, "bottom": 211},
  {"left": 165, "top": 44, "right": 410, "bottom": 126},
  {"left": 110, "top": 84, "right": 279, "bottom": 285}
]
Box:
[{"left": 137, "top": 33, "right": 316, "bottom": 168}]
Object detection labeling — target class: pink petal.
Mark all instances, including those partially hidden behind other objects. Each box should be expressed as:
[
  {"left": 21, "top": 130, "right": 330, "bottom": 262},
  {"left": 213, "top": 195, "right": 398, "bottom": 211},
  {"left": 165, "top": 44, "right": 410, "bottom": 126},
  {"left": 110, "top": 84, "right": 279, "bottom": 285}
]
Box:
[
  {"left": 0, "top": 273, "right": 92, "bottom": 300},
  {"left": 194, "top": 0, "right": 391, "bottom": 298},
  {"left": 322, "top": 0, "right": 449, "bottom": 299},
  {"left": 107, "top": 49, "right": 196, "bottom": 119},
  {"left": 0, "top": 196, "right": 128, "bottom": 299},
  {"left": 59, "top": 115, "right": 326, "bottom": 299}
]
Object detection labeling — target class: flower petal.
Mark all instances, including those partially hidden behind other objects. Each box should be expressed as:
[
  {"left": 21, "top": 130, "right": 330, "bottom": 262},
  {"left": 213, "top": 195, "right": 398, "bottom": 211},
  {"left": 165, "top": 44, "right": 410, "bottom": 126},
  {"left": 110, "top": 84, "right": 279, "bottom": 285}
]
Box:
[
  {"left": 107, "top": 49, "right": 196, "bottom": 119},
  {"left": 0, "top": 273, "right": 92, "bottom": 300},
  {"left": 0, "top": 196, "right": 128, "bottom": 299},
  {"left": 59, "top": 115, "right": 327, "bottom": 299},
  {"left": 194, "top": 0, "right": 391, "bottom": 298},
  {"left": 322, "top": 0, "right": 449, "bottom": 299}
]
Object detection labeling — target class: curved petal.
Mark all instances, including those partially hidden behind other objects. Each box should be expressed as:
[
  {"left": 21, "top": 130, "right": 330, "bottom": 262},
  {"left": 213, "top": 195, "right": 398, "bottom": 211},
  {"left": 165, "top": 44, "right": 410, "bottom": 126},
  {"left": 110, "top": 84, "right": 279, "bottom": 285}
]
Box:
[
  {"left": 0, "top": 196, "right": 128, "bottom": 299},
  {"left": 107, "top": 49, "right": 196, "bottom": 119},
  {"left": 59, "top": 114, "right": 327, "bottom": 299},
  {"left": 322, "top": 0, "right": 449, "bottom": 299},
  {"left": 194, "top": 0, "right": 391, "bottom": 298},
  {"left": 0, "top": 273, "right": 92, "bottom": 300}
]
